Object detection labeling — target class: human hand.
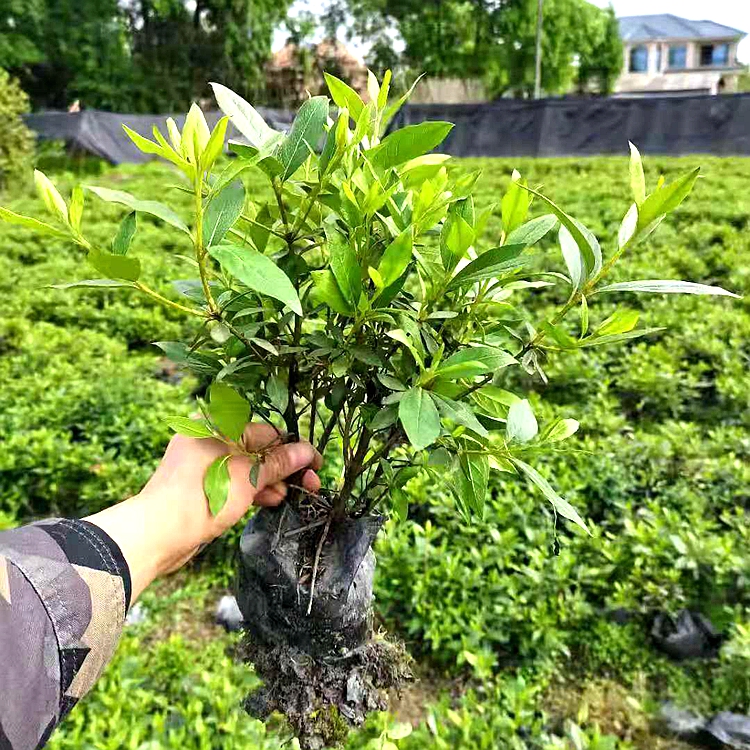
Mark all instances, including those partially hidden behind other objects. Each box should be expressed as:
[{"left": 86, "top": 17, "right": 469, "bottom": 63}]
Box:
[{"left": 86, "top": 423, "right": 322, "bottom": 601}]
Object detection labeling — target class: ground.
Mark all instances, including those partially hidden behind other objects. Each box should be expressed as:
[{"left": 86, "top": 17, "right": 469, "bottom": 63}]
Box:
[{"left": 0, "top": 151, "right": 748, "bottom": 749}]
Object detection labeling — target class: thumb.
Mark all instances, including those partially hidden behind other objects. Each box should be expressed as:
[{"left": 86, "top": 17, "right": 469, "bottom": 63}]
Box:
[{"left": 256, "top": 441, "right": 323, "bottom": 491}]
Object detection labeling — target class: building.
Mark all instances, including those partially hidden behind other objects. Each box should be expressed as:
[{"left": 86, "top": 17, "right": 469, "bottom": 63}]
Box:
[
  {"left": 265, "top": 38, "right": 367, "bottom": 109},
  {"left": 615, "top": 14, "right": 746, "bottom": 96}
]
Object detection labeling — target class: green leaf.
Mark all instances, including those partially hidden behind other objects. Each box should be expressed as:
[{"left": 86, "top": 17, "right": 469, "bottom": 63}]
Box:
[
  {"left": 559, "top": 225, "right": 584, "bottom": 289},
  {"left": 433, "top": 394, "right": 489, "bottom": 437},
  {"left": 446, "top": 244, "right": 525, "bottom": 290},
  {"left": 208, "top": 243, "right": 302, "bottom": 315},
  {"left": 69, "top": 186, "right": 84, "bottom": 232},
  {"left": 277, "top": 96, "right": 329, "bottom": 181},
  {"left": 398, "top": 387, "right": 441, "bottom": 450},
  {"left": 440, "top": 212, "right": 474, "bottom": 270},
  {"left": 202, "top": 115, "right": 229, "bottom": 169},
  {"left": 210, "top": 82, "right": 277, "bottom": 148},
  {"left": 510, "top": 458, "right": 590, "bottom": 534},
  {"left": 458, "top": 452, "right": 489, "bottom": 518},
  {"left": 267, "top": 375, "right": 288, "bottom": 414},
  {"left": 596, "top": 279, "right": 739, "bottom": 298},
  {"left": 203, "top": 181, "right": 245, "bottom": 247},
  {"left": 0, "top": 206, "right": 69, "bottom": 238},
  {"left": 311, "top": 269, "right": 354, "bottom": 315},
  {"left": 88, "top": 250, "right": 141, "bottom": 281},
  {"left": 579, "top": 327, "right": 665, "bottom": 348},
  {"left": 505, "top": 214, "right": 557, "bottom": 247},
  {"left": 378, "top": 228, "right": 413, "bottom": 288},
  {"left": 85, "top": 186, "right": 190, "bottom": 235},
  {"left": 51, "top": 279, "right": 135, "bottom": 290},
  {"left": 204, "top": 455, "right": 231, "bottom": 516},
  {"left": 165, "top": 416, "right": 215, "bottom": 438},
  {"left": 370, "top": 404, "right": 399, "bottom": 431},
  {"left": 628, "top": 142, "right": 646, "bottom": 206},
  {"left": 596, "top": 309, "right": 639, "bottom": 336},
  {"left": 381, "top": 73, "right": 425, "bottom": 133},
  {"left": 436, "top": 346, "right": 516, "bottom": 379},
  {"left": 501, "top": 170, "right": 530, "bottom": 235},
  {"left": 506, "top": 399, "right": 538, "bottom": 443},
  {"left": 112, "top": 212, "right": 137, "bottom": 256},
  {"left": 392, "top": 487, "right": 409, "bottom": 521},
  {"left": 543, "top": 418, "right": 579, "bottom": 442},
  {"left": 326, "top": 225, "right": 361, "bottom": 304},
  {"left": 323, "top": 72, "right": 364, "bottom": 123},
  {"left": 522, "top": 186, "right": 601, "bottom": 275},
  {"left": 618, "top": 203, "right": 638, "bottom": 249},
  {"left": 208, "top": 383, "right": 250, "bottom": 441},
  {"left": 637, "top": 168, "right": 700, "bottom": 231},
  {"left": 368, "top": 122, "right": 454, "bottom": 171},
  {"left": 34, "top": 169, "right": 68, "bottom": 223}
]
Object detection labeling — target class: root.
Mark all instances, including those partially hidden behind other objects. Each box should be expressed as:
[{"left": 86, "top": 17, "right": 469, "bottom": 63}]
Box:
[{"left": 307, "top": 517, "right": 332, "bottom": 616}]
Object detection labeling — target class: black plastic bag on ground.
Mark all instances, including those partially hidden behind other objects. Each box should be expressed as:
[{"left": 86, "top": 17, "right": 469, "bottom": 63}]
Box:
[{"left": 651, "top": 610, "right": 722, "bottom": 660}]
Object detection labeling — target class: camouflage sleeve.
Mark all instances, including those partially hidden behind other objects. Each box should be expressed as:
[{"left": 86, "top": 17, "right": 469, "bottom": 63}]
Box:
[{"left": 0, "top": 519, "right": 132, "bottom": 750}]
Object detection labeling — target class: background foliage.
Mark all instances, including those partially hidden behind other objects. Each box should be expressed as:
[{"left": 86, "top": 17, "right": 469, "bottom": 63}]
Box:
[
  {"left": 0, "top": 152, "right": 748, "bottom": 747},
  {"left": 0, "top": 68, "right": 34, "bottom": 188}
]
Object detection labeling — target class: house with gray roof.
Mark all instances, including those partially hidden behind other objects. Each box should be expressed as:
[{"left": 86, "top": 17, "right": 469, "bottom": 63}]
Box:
[{"left": 615, "top": 14, "right": 746, "bottom": 96}]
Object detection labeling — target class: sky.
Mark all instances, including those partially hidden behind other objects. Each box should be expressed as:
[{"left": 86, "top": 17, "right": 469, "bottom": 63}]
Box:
[{"left": 274, "top": 0, "right": 750, "bottom": 64}]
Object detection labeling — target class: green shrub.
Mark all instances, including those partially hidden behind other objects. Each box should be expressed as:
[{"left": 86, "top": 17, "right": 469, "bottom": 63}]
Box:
[{"left": 0, "top": 69, "right": 34, "bottom": 189}]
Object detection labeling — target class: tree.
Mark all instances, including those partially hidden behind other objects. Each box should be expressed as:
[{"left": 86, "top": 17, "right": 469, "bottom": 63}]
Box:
[{"left": 577, "top": 4, "right": 623, "bottom": 94}]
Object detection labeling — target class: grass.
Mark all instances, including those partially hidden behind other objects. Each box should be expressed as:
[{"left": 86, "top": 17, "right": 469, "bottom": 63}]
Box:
[{"left": 1, "top": 152, "right": 749, "bottom": 749}]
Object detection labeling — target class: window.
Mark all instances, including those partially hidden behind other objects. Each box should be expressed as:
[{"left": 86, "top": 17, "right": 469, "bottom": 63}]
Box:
[
  {"left": 713, "top": 43, "right": 729, "bottom": 66},
  {"left": 700, "top": 44, "right": 713, "bottom": 66},
  {"left": 668, "top": 45, "right": 687, "bottom": 69},
  {"left": 656, "top": 46, "right": 662, "bottom": 72},
  {"left": 629, "top": 45, "right": 648, "bottom": 73}
]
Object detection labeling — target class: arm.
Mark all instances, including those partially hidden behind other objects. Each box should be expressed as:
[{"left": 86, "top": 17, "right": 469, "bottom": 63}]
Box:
[{"left": 0, "top": 424, "right": 321, "bottom": 749}]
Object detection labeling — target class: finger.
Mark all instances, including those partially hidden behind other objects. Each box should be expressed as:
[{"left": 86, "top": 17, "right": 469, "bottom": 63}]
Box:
[
  {"left": 253, "top": 481, "right": 287, "bottom": 507},
  {"left": 256, "top": 441, "right": 323, "bottom": 491},
  {"left": 301, "top": 469, "right": 321, "bottom": 493},
  {"left": 241, "top": 423, "right": 285, "bottom": 453}
]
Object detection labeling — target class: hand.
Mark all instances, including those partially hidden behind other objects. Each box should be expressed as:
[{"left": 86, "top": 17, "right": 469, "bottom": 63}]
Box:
[{"left": 86, "top": 423, "right": 322, "bottom": 602}]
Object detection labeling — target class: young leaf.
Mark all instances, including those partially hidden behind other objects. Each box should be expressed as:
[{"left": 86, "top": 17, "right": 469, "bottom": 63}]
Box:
[
  {"left": 210, "top": 82, "right": 277, "bottom": 148},
  {"left": 326, "top": 225, "right": 361, "bottom": 304},
  {"left": 398, "top": 387, "right": 441, "bottom": 450},
  {"left": 510, "top": 458, "right": 590, "bottom": 534},
  {"left": 34, "top": 170, "right": 68, "bottom": 223},
  {"left": 637, "top": 168, "right": 700, "bottom": 231},
  {"left": 323, "top": 72, "right": 364, "bottom": 123},
  {"left": 618, "top": 203, "right": 638, "bottom": 249},
  {"left": 88, "top": 250, "right": 141, "bottom": 281},
  {"left": 112, "top": 212, "right": 137, "bottom": 256},
  {"left": 501, "top": 170, "right": 531, "bottom": 235},
  {"left": 0, "top": 206, "right": 69, "bottom": 238},
  {"left": 202, "top": 115, "right": 229, "bottom": 170},
  {"left": 165, "top": 416, "right": 215, "bottom": 438},
  {"left": 440, "top": 212, "right": 474, "bottom": 270},
  {"left": 505, "top": 214, "right": 557, "bottom": 247},
  {"left": 378, "top": 228, "right": 413, "bottom": 287},
  {"left": 596, "top": 309, "right": 639, "bottom": 336},
  {"left": 311, "top": 269, "right": 354, "bottom": 315},
  {"left": 204, "top": 455, "right": 231, "bottom": 516},
  {"left": 446, "top": 244, "right": 525, "bottom": 290},
  {"left": 458, "top": 452, "right": 489, "bottom": 518},
  {"left": 381, "top": 73, "right": 425, "bottom": 133},
  {"left": 277, "top": 96, "right": 329, "bottom": 181},
  {"left": 86, "top": 186, "right": 190, "bottom": 235},
  {"left": 208, "top": 383, "right": 249, "bottom": 441},
  {"left": 436, "top": 346, "right": 516, "bottom": 378},
  {"left": 69, "top": 186, "right": 84, "bottom": 232},
  {"left": 203, "top": 180, "right": 245, "bottom": 247},
  {"left": 628, "top": 141, "right": 646, "bottom": 206},
  {"left": 578, "top": 327, "right": 665, "bottom": 348},
  {"left": 368, "top": 122, "right": 454, "bottom": 170},
  {"left": 596, "top": 279, "right": 739, "bottom": 298},
  {"left": 208, "top": 243, "right": 303, "bottom": 315},
  {"left": 506, "top": 399, "right": 538, "bottom": 443},
  {"left": 544, "top": 418, "right": 580, "bottom": 442}
]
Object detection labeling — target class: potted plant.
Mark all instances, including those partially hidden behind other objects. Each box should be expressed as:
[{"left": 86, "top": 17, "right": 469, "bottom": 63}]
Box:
[{"left": 1, "top": 72, "right": 738, "bottom": 748}]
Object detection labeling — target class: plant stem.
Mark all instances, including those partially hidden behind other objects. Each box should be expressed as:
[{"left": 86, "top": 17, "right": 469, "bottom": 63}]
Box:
[
  {"left": 194, "top": 173, "right": 218, "bottom": 315},
  {"left": 134, "top": 282, "right": 208, "bottom": 318}
]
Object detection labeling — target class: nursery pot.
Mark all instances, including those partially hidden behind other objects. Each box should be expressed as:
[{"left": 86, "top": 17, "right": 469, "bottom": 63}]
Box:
[{"left": 236, "top": 504, "right": 384, "bottom": 657}]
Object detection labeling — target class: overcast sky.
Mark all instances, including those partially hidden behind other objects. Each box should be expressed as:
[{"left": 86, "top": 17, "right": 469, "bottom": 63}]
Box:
[{"left": 274, "top": 0, "right": 749, "bottom": 64}]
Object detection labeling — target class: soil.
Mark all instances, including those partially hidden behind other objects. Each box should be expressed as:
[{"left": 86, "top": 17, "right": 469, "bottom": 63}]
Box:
[{"left": 236, "top": 502, "right": 413, "bottom": 748}]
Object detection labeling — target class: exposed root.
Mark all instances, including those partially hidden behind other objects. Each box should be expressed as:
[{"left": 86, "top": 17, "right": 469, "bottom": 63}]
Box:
[
  {"left": 308, "top": 517, "right": 332, "bottom": 616},
  {"left": 240, "top": 633, "right": 413, "bottom": 750}
]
